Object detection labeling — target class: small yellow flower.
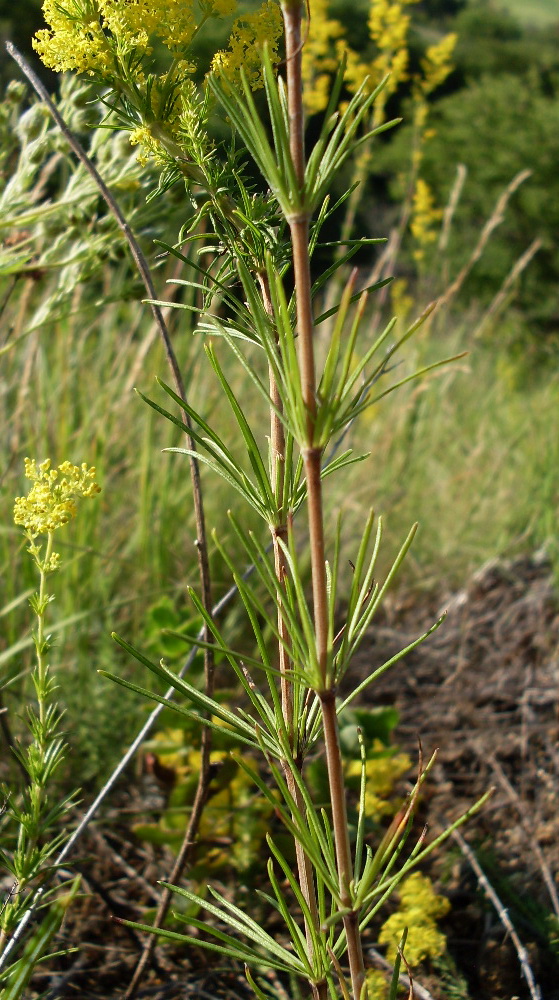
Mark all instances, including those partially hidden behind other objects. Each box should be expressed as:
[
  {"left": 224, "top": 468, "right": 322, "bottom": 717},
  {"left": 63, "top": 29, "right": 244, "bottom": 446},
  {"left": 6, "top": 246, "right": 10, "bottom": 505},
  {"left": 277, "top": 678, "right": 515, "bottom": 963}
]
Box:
[{"left": 13, "top": 458, "right": 101, "bottom": 538}]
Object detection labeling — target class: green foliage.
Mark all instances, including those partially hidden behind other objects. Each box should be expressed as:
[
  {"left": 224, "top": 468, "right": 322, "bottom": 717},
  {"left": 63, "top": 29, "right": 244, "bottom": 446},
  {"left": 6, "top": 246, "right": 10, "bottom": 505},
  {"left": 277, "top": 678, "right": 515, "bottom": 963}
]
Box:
[
  {"left": 136, "top": 704, "right": 409, "bottom": 880},
  {"left": 135, "top": 735, "right": 275, "bottom": 875},
  {"left": 2, "top": 1, "right": 553, "bottom": 992}
]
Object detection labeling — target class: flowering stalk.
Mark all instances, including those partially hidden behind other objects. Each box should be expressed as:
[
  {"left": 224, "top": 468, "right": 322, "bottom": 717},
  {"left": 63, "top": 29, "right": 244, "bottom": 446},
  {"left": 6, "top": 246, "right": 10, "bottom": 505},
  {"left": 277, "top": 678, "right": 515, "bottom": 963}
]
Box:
[{"left": 0, "top": 460, "right": 100, "bottom": 956}]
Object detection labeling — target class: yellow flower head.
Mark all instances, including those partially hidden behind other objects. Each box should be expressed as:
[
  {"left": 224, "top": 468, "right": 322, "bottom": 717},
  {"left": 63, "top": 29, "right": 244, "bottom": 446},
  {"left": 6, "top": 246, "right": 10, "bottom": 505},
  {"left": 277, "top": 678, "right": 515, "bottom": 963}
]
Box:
[
  {"left": 420, "top": 32, "right": 457, "bottom": 96},
  {"left": 379, "top": 873, "right": 450, "bottom": 966},
  {"left": 301, "top": 0, "right": 345, "bottom": 115},
  {"left": 410, "top": 177, "right": 442, "bottom": 260},
  {"left": 14, "top": 458, "right": 101, "bottom": 538},
  {"left": 211, "top": 1, "right": 283, "bottom": 90},
  {"left": 33, "top": 0, "right": 112, "bottom": 75}
]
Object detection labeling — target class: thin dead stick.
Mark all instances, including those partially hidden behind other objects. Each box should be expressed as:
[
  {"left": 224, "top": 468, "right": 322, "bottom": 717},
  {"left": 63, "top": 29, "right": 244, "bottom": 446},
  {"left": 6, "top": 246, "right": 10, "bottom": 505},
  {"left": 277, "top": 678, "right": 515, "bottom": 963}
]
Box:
[
  {"left": 451, "top": 827, "right": 542, "bottom": 1000},
  {"left": 437, "top": 169, "right": 532, "bottom": 312},
  {"left": 437, "top": 163, "right": 467, "bottom": 255},
  {"left": 124, "top": 257, "right": 186, "bottom": 394},
  {"left": 482, "top": 749, "right": 559, "bottom": 919},
  {"left": 4, "top": 44, "right": 215, "bottom": 992},
  {"left": 473, "top": 238, "right": 542, "bottom": 340}
]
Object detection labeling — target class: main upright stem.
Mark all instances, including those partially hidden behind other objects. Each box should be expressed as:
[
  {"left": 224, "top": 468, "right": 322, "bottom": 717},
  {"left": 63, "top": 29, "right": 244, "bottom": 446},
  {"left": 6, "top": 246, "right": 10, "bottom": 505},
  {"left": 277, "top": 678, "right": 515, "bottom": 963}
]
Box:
[
  {"left": 259, "top": 271, "right": 325, "bottom": 1000},
  {"left": 280, "top": 4, "right": 366, "bottom": 997}
]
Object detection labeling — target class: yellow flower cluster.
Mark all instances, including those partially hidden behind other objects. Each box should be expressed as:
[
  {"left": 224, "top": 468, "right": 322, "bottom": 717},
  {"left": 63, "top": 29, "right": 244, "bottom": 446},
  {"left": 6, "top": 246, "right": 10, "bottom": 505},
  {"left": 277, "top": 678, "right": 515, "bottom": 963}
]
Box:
[
  {"left": 410, "top": 178, "right": 442, "bottom": 260},
  {"left": 33, "top": 0, "right": 217, "bottom": 72},
  {"left": 33, "top": 0, "right": 112, "bottom": 75},
  {"left": 102, "top": 0, "right": 197, "bottom": 54},
  {"left": 301, "top": 0, "right": 345, "bottom": 115},
  {"left": 364, "top": 968, "right": 388, "bottom": 1000},
  {"left": 343, "top": 0, "right": 420, "bottom": 117},
  {"left": 34, "top": 0, "right": 282, "bottom": 87},
  {"left": 345, "top": 741, "right": 410, "bottom": 821},
  {"left": 379, "top": 872, "right": 450, "bottom": 966},
  {"left": 13, "top": 458, "right": 101, "bottom": 538},
  {"left": 419, "top": 32, "right": 458, "bottom": 97},
  {"left": 211, "top": 1, "right": 283, "bottom": 90},
  {"left": 34, "top": 0, "right": 283, "bottom": 163}
]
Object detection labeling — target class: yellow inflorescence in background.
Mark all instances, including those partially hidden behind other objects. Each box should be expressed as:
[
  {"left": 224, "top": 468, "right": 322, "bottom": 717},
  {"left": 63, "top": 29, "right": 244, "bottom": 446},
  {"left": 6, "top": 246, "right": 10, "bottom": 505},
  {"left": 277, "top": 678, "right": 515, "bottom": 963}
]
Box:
[
  {"left": 410, "top": 177, "right": 443, "bottom": 261},
  {"left": 419, "top": 32, "right": 458, "bottom": 97},
  {"left": 211, "top": 0, "right": 283, "bottom": 89},
  {"left": 301, "top": 0, "right": 456, "bottom": 128},
  {"left": 379, "top": 872, "right": 450, "bottom": 965},
  {"left": 342, "top": 0, "right": 420, "bottom": 119},
  {"left": 345, "top": 740, "right": 411, "bottom": 821},
  {"left": 13, "top": 458, "right": 101, "bottom": 538},
  {"left": 301, "top": 0, "right": 345, "bottom": 115}
]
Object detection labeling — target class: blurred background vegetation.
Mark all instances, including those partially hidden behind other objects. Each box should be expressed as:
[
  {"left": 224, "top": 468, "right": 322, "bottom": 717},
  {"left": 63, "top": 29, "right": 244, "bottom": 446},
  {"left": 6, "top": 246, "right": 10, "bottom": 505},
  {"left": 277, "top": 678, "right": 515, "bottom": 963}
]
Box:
[{"left": 1, "top": 0, "right": 558, "bottom": 780}]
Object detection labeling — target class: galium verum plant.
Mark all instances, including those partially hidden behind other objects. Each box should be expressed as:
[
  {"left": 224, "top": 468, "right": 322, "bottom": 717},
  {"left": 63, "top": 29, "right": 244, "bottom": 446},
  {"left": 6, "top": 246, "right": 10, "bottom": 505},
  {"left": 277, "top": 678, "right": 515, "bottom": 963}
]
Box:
[
  {"left": 31, "top": 2, "right": 487, "bottom": 998},
  {"left": 1, "top": 460, "right": 100, "bottom": 952}
]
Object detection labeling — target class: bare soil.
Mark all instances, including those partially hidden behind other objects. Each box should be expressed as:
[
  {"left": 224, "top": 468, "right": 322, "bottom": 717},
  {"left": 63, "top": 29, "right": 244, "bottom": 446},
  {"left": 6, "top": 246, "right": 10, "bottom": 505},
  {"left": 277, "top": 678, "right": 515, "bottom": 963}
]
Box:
[{"left": 354, "top": 549, "right": 559, "bottom": 1000}]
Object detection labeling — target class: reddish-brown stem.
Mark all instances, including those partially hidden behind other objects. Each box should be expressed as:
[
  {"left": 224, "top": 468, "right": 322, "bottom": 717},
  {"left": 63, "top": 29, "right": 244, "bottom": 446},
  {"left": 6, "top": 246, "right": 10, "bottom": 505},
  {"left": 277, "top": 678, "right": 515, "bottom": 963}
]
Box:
[
  {"left": 280, "top": 5, "right": 366, "bottom": 997},
  {"left": 259, "top": 273, "right": 323, "bottom": 996}
]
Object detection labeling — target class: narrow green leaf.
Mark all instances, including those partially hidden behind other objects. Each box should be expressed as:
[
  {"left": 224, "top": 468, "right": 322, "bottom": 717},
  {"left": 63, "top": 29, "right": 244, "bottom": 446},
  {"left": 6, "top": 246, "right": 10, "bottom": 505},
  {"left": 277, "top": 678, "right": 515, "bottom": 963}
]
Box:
[
  {"left": 338, "top": 616, "right": 446, "bottom": 714},
  {"left": 315, "top": 277, "right": 392, "bottom": 326},
  {"left": 245, "top": 967, "right": 277, "bottom": 1000},
  {"left": 388, "top": 929, "right": 408, "bottom": 1000},
  {"left": 122, "top": 916, "right": 295, "bottom": 972},
  {"left": 371, "top": 353, "right": 468, "bottom": 406},
  {"left": 205, "top": 343, "right": 275, "bottom": 511}
]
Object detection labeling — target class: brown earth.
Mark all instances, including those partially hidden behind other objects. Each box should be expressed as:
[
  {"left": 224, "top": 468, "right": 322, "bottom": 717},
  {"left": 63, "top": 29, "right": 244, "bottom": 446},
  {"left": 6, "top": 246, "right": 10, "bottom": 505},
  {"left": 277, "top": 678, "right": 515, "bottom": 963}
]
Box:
[{"left": 354, "top": 549, "right": 559, "bottom": 1000}]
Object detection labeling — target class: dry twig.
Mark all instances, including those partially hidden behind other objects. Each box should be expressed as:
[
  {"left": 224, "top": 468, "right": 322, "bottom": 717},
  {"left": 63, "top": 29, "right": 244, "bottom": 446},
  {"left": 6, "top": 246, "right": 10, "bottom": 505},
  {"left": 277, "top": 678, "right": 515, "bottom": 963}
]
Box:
[{"left": 451, "top": 827, "right": 542, "bottom": 1000}]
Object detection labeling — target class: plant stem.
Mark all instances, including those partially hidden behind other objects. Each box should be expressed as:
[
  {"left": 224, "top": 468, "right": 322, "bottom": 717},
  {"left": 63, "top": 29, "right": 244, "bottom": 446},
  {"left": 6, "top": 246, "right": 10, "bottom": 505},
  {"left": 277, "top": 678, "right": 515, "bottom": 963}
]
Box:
[
  {"left": 258, "top": 272, "right": 324, "bottom": 999},
  {"left": 36, "top": 532, "right": 52, "bottom": 728},
  {"left": 281, "top": 4, "right": 366, "bottom": 996}
]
